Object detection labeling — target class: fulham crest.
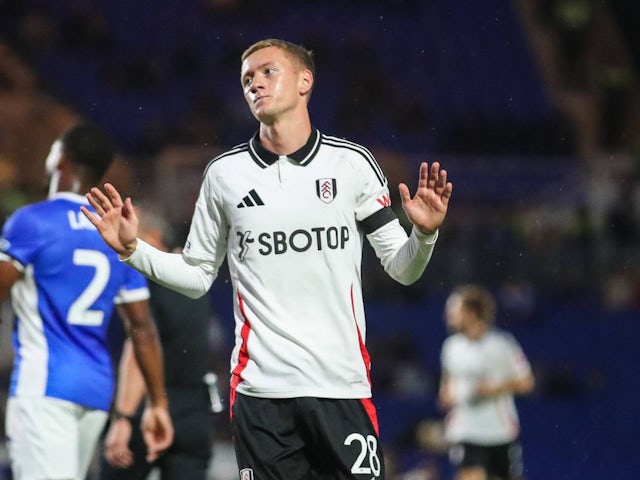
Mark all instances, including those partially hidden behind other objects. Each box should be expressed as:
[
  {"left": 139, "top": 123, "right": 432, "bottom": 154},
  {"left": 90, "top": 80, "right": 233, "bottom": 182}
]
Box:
[
  {"left": 316, "top": 178, "right": 337, "bottom": 204},
  {"left": 240, "top": 468, "right": 254, "bottom": 480}
]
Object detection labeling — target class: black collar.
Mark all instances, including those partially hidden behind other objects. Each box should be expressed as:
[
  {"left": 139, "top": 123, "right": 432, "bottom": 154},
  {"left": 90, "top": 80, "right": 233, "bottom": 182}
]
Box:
[{"left": 248, "top": 128, "right": 321, "bottom": 168}]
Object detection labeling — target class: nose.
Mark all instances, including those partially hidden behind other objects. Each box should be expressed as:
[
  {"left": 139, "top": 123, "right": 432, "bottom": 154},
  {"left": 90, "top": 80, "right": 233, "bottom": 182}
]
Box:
[
  {"left": 250, "top": 81, "right": 263, "bottom": 94},
  {"left": 250, "top": 73, "right": 266, "bottom": 93}
]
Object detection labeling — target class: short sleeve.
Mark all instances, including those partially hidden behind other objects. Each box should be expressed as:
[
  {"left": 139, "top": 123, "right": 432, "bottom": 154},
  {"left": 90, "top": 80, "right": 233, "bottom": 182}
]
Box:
[
  {"left": 0, "top": 206, "right": 47, "bottom": 268},
  {"left": 114, "top": 266, "right": 150, "bottom": 304},
  {"left": 440, "top": 337, "right": 452, "bottom": 372}
]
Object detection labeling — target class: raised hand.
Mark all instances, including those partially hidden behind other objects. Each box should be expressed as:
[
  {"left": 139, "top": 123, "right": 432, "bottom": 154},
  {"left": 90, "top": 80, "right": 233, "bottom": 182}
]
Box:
[
  {"left": 81, "top": 183, "right": 139, "bottom": 257},
  {"left": 398, "top": 162, "right": 453, "bottom": 235}
]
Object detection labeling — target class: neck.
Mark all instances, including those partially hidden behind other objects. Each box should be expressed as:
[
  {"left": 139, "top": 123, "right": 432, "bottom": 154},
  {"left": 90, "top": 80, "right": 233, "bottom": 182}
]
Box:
[
  {"left": 259, "top": 112, "right": 312, "bottom": 156},
  {"left": 465, "top": 321, "right": 489, "bottom": 341},
  {"left": 49, "top": 174, "right": 85, "bottom": 198}
]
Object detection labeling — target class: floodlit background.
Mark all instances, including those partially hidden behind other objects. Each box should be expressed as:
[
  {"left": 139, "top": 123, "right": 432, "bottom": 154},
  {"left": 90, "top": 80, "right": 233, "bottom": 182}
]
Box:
[{"left": 1, "top": 0, "right": 639, "bottom": 479}]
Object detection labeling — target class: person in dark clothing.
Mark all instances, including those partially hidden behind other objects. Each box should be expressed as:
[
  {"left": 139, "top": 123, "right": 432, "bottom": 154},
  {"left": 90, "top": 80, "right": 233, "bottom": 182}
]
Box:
[{"left": 99, "top": 206, "right": 221, "bottom": 480}]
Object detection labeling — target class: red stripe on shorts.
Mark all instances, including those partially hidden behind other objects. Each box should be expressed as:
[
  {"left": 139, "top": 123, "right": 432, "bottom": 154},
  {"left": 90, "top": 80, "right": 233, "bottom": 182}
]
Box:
[{"left": 360, "top": 398, "right": 380, "bottom": 436}]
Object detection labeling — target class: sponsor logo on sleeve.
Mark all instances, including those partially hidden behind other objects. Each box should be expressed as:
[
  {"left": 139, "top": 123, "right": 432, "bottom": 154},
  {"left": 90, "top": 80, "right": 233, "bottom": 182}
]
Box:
[{"left": 376, "top": 194, "right": 391, "bottom": 208}]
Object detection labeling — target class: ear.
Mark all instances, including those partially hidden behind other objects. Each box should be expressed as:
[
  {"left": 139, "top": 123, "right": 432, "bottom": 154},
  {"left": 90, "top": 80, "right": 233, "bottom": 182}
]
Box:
[
  {"left": 58, "top": 154, "right": 73, "bottom": 172},
  {"left": 57, "top": 154, "right": 80, "bottom": 181},
  {"left": 298, "top": 69, "right": 314, "bottom": 97}
]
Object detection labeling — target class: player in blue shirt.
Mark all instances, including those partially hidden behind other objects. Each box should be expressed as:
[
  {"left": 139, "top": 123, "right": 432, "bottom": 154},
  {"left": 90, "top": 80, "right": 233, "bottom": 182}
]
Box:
[{"left": 0, "top": 123, "right": 173, "bottom": 480}]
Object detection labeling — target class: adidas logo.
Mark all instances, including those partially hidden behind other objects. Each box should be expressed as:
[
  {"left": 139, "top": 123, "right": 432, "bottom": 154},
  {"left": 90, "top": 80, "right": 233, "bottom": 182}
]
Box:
[{"left": 237, "top": 189, "right": 265, "bottom": 208}]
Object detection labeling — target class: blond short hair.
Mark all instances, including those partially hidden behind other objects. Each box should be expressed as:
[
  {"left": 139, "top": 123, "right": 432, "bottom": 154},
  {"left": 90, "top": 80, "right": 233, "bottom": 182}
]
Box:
[
  {"left": 451, "top": 284, "right": 497, "bottom": 324},
  {"left": 241, "top": 38, "right": 315, "bottom": 76}
]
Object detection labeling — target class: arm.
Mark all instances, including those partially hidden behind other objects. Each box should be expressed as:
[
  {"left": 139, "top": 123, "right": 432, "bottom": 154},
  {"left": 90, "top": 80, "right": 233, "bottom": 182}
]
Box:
[
  {"left": 475, "top": 372, "right": 535, "bottom": 398},
  {"left": 0, "top": 259, "right": 21, "bottom": 307},
  {"left": 82, "top": 183, "right": 220, "bottom": 299},
  {"left": 367, "top": 221, "right": 438, "bottom": 285},
  {"left": 438, "top": 363, "right": 477, "bottom": 409},
  {"left": 103, "top": 339, "right": 146, "bottom": 468},
  {"left": 438, "top": 371, "right": 455, "bottom": 411},
  {"left": 117, "top": 301, "right": 173, "bottom": 462},
  {"left": 122, "top": 240, "right": 217, "bottom": 299},
  {"left": 438, "top": 342, "right": 456, "bottom": 411},
  {"left": 365, "top": 162, "right": 451, "bottom": 285},
  {"left": 475, "top": 335, "right": 535, "bottom": 398},
  {"left": 1, "top": 208, "right": 41, "bottom": 318}
]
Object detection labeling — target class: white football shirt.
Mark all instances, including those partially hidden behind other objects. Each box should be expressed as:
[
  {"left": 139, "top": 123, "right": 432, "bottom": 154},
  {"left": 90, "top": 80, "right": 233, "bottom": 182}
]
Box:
[
  {"left": 127, "top": 129, "right": 439, "bottom": 399},
  {"left": 441, "top": 327, "right": 532, "bottom": 445}
]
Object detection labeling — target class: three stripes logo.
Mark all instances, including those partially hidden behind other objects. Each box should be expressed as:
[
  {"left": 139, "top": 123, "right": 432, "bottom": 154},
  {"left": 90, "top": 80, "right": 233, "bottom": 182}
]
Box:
[
  {"left": 237, "top": 189, "right": 265, "bottom": 208},
  {"left": 316, "top": 178, "right": 337, "bottom": 204}
]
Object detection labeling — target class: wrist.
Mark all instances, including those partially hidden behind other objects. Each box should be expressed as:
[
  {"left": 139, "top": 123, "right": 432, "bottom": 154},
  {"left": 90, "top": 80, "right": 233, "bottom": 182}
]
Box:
[
  {"left": 125, "top": 238, "right": 138, "bottom": 255},
  {"left": 500, "top": 381, "right": 513, "bottom": 395},
  {"left": 148, "top": 397, "right": 169, "bottom": 410},
  {"left": 118, "top": 239, "right": 138, "bottom": 260},
  {"left": 111, "top": 408, "right": 135, "bottom": 423},
  {"left": 413, "top": 227, "right": 438, "bottom": 243},
  {"left": 146, "top": 391, "right": 169, "bottom": 410}
]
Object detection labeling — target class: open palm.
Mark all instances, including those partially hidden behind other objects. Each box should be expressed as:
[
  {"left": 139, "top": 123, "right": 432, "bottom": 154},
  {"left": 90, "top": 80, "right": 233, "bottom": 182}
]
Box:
[
  {"left": 399, "top": 162, "right": 453, "bottom": 235},
  {"left": 81, "top": 183, "right": 140, "bottom": 257}
]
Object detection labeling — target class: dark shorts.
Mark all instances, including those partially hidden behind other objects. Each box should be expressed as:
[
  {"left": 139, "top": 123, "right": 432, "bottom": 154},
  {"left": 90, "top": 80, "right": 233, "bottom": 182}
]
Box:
[
  {"left": 449, "top": 441, "right": 523, "bottom": 479},
  {"left": 231, "top": 393, "right": 385, "bottom": 479}
]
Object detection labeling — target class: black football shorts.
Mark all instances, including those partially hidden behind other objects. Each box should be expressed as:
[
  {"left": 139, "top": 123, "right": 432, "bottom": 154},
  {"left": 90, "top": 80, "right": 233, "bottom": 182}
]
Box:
[
  {"left": 231, "top": 393, "right": 385, "bottom": 479},
  {"left": 449, "top": 440, "right": 523, "bottom": 479}
]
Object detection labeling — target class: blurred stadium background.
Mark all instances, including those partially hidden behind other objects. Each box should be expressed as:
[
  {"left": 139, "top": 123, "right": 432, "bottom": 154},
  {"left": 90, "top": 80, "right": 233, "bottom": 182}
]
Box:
[{"left": 1, "top": 0, "right": 639, "bottom": 479}]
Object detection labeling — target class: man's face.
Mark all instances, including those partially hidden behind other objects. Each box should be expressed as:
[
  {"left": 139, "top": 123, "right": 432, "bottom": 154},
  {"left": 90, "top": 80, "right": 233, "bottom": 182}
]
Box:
[
  {"left": 240, "top": 46, "right": 309, "bottom": 124},
  {"left": 444, "top": 294, "right": 468, "bottom": 333}
]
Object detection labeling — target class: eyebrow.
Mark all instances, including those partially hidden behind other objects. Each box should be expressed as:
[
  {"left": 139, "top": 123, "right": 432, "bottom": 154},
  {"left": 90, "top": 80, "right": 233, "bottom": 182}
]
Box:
[{"left": 242, "top": 61, "right": 276, "bottom": 79}]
